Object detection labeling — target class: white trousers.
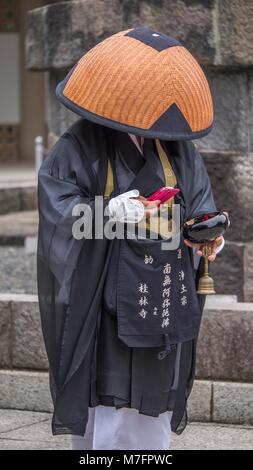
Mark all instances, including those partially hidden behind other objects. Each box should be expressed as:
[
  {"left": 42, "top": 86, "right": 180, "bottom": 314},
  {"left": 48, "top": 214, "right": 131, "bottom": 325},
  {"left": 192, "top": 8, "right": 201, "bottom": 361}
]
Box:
[{"left": 71, "top": 406, "right": 172, "bottom": 450}]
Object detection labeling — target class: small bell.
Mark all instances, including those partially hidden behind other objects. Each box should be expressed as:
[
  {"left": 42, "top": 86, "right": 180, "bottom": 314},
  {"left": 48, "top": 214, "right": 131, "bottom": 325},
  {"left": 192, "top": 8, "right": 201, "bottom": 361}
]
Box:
[{"left": 196, "top": 244, "right": 216, "bottom": 295}]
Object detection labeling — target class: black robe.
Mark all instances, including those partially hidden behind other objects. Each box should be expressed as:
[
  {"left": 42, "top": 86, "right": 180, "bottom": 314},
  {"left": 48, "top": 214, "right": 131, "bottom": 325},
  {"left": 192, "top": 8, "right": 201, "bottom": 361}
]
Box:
[{"left": 37, "top": 118, "right": 216, "bottom": 436}]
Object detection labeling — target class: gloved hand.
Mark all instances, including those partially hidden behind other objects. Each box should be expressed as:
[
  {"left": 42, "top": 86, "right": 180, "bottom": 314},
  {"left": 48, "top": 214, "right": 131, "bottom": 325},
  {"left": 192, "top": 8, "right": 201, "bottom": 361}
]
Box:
[{"left": 108, "top": 189, "right": 145, "bottom": 223}]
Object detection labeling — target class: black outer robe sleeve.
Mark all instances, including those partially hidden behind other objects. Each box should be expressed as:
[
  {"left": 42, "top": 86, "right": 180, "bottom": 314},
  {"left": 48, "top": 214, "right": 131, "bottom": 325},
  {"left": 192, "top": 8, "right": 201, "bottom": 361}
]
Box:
[{"left": 37, "top": 120, "right": 113, "bottom": 435}]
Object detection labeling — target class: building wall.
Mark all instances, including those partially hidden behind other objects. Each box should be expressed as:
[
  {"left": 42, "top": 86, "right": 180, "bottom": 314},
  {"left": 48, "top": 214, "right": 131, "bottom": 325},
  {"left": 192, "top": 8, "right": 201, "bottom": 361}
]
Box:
[
  {"left": 0, "top": 0, "right": 47, "bottom": 163},
  {"left": 0, "top": 33, "right": 20, "bottom": 124}
]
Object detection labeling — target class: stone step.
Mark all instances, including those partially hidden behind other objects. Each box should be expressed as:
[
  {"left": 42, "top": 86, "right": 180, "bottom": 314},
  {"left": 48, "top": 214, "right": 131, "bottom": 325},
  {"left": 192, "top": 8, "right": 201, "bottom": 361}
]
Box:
[
  {"left": 0, "top": 183, "right": 37, "bottom": 216},
  {"left": 0, "top": 248, "right": 37, "bottom": 294},
  {"left": 1, "top": 294, "right": 253, "bottom": 382},
  {"left": 209, "top": 240, "right": 253, "bottom": 303},
  {"left": 0, "top": 294, "right": 46, "bottom": 369},
  {"left": 0, "top": 370, "right": 53, "bottom": 413},
  {"left": 205, "top": 294, "right": 238, "bottom": 307},
  {"left": 196, "top": 302, "right": 253, "bottom": 382},
  {"left": 0, "top": 369, "right": 252, "bottom": 427}
]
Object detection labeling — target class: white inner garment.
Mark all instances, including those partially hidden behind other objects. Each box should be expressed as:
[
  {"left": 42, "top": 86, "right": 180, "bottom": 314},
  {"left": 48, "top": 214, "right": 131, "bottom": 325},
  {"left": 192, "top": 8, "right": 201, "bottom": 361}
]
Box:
[{"left": 71, "top": 406, "right": 173, "bottom": 450}]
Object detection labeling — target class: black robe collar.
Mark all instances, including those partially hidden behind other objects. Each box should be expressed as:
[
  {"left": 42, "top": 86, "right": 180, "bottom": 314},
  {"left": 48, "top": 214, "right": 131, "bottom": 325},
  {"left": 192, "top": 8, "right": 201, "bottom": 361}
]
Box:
[{"left": 112, "top": 130, "right": 166, "bottom": 197}]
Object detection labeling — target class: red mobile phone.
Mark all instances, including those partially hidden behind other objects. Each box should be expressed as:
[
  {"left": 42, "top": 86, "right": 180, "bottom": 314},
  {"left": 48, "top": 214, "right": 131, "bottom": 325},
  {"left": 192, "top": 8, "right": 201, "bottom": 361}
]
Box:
[{"left": 147, "top": 186, "right": 180, "bottom": 205}]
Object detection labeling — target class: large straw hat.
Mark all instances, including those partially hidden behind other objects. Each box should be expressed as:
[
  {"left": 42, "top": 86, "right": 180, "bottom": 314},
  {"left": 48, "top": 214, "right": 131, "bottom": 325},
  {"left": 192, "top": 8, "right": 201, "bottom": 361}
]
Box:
[{"left": 56, "top": 27, "right": 213, "bottom": 140}]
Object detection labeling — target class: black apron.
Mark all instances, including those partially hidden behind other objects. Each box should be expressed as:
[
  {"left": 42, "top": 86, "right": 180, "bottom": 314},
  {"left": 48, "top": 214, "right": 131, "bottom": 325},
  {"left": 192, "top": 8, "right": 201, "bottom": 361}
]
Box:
[{"left": 97, "top": 133, "right": 200, "bottom": 428}]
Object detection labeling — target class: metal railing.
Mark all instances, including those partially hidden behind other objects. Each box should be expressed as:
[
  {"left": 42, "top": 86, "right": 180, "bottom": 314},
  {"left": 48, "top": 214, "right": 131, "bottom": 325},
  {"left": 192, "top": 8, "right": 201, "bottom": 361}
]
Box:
[{"left": 34, "top": 132, "right": 59, "bottom": 173}]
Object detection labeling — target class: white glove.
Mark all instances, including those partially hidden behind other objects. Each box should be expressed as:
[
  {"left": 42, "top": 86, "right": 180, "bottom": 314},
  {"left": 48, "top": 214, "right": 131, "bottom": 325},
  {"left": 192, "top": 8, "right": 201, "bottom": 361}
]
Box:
[{"left": 108, "top": 189, "right": 145, "bottom": 223}]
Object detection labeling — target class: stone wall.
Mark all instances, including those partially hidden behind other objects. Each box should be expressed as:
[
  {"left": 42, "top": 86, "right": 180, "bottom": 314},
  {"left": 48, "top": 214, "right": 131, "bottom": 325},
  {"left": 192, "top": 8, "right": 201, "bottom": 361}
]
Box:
[
  {"left": 1, "top": 294, "right": 253, "bottom": 381},
  {"left": 26, "top": 0, "right": 253, "bottom": 299}
]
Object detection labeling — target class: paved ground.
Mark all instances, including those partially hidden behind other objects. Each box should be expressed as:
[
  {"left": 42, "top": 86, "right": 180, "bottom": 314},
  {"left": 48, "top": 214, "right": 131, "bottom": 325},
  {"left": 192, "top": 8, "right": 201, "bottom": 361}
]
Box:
[{"left": 0, "top": 410, "right": 252, "bottom": 450}]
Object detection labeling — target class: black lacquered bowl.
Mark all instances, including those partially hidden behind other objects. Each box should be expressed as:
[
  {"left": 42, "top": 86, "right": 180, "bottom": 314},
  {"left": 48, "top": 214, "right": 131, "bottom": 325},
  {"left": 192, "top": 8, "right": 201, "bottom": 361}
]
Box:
[{"left": 183, "top": 211, "right": 229, "bottom": 244}]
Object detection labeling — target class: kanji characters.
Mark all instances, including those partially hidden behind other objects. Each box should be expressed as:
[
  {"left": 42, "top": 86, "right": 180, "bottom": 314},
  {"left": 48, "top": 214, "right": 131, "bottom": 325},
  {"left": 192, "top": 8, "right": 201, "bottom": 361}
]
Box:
[
  {"left": 137, "top": 281, "right": 150, "bottom": 318},
  {"left": 144, "top": 254, "right": 153, "bottom": 264},
  {"left": 178, "top": 268, "right": 188, "bottom": 306},
  {"left": 163, "top": 263, "right": 171, "bottom": 274},
  {"left": 163, "top": 275, "right": 172, "bottom": 286},
  {"left": 161, "top": 317, "right": 170, "bottom": 328},
  {"left": 162, "top": 308, "right": 170, "bottom": 317},
  {"left": 162, "top": 298, "right": 170, "bottom": 308},
  {"left": 139, "top": 309, "right": 148, "bottom": 319},
  {"left": 162, "top": 287, "right": 171, "bottom": 298},
  {"left": 161, "top": 263, "right": 172, "bottom": 328},
  {"left": 139, "top": 283, "right": 149, "bottom": 294},
  {"left": 138, "top": 296, "right": 148, "bottom": 306},
  {"left": 178, "top": 270, "right": 185, "bottom": 281},
  {"left": 180, "top": 284, "right": 187, "bottom": 294},
  {"left": 153, "top": 307, "right": 158, "bottom": 316},
  {"left": 181, "top": 295, "right": 187, "bottom": 306}
]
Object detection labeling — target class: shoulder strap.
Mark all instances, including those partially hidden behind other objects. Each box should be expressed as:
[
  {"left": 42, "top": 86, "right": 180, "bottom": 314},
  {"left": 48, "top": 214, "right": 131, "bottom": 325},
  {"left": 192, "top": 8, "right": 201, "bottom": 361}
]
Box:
[
  {"left": 155, "top": 139, "right": 177, "bottom": 188},
  {"left": 104, "top": 158, "right": 114, "bottom": 197},
  {"left": 155, "top": 139, "right": 177, "bottom": 209}
]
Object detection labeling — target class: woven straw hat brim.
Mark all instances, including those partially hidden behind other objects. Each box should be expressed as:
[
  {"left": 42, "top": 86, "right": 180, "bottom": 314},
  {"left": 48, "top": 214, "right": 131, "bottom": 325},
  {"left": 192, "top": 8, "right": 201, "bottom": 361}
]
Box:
[
  {"left": 56, "top": 76, "right": 212, "bottom": 140},
  {"left": 56, "top": 28, "right": 213, "bottom": 141}
]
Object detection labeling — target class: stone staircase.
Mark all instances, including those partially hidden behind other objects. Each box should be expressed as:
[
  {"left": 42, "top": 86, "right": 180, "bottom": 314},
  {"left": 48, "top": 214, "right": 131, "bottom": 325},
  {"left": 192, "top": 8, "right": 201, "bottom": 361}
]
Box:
[
  {"left": 0, "top": 293, "right": 252, "bottom": 426},
  {"left": 0, "top": 167, "right": 37, "bottom": 282},
  {"left": 0, "top": 167, "right": 38, "bottom": 296}
]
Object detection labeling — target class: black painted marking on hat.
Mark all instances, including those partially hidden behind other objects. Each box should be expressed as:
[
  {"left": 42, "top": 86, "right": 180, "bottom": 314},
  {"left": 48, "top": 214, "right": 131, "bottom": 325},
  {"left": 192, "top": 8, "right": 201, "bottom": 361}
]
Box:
[
  {"left": 125, "top": 27, "right": 181, "bottom": 52},
  {"left": 150, "top": 103, "right": 192, "bottom": 133}
]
